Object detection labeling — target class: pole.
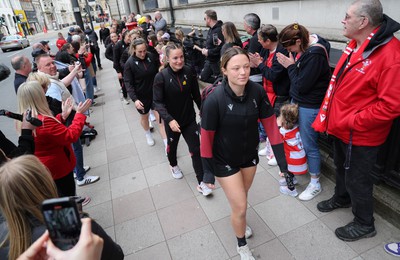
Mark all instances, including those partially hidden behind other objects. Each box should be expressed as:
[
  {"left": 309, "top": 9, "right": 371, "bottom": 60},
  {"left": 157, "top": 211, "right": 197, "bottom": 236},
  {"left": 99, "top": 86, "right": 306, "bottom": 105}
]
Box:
[
  {"left": 70, "top": 0, "right": 84, "bottom": 29},
  {"left": 168, "top": 0, "right": 175, "bottom": 27},
  {"left": 84, "top": 0, "right": 94, "bottom": 30},
  {"left": 116, "top": 0, "right": 121, "bottom": 19}
]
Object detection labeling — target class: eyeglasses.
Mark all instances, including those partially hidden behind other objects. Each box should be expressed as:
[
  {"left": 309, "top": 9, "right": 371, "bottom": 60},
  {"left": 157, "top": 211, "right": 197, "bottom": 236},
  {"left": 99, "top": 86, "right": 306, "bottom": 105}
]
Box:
[{"left": 280, "top": 38, "right": 298, "bottom": 48}]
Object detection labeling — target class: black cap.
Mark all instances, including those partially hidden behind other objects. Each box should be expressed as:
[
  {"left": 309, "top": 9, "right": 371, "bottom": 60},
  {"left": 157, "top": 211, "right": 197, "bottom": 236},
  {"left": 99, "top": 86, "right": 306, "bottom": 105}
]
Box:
[
  {"left": 31, "top": 48, "right": 47, "bottom": 58},
  {"left": 40, "top": 40, "right": 49, "bottom": 45}
]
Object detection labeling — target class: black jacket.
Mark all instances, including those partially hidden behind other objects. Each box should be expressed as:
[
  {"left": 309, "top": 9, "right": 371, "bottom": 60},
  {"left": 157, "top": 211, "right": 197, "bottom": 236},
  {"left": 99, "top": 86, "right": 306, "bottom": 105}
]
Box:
[
  {"left": 124, "top": 52, "right": 159, "bottom": 102},
  {"left": 84, "top": 29, "right": 99, "bottom": 47},
  {"left": 113, "top": 39, "right": 129, "bottom": 73},
  {"left": 0, "top": 129, "right": 34, "bottom": 159},
  {"left": 14, "top": 73, "right": 27, "bottom": 94},
  {"left": 99, "top": 28, "right": 110, "bottom": 44},
  {"left": 153, "top": 65, "right": 201, "bottom": 126},
  {"left": 205, "top": 20, "right": 224, "bottom": 63},
  {"left": 105, "top": 42, "right": 116, "bottom": 61},
  {"left": 287, "top": 34, "right": 331, "bottom": 108},
  {"left": 258, "top": 44, "right": 291, "bottom": 98},
  {"left": 246, "top": 31, "right": 263, "bottom": 76}
]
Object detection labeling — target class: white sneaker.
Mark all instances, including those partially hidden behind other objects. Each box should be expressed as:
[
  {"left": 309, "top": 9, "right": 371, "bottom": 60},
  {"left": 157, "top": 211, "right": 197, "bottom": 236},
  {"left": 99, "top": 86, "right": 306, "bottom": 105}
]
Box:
[
  {"left": 237, "top": 244, "right": 255, "bottom": 260},
  {"left": 94, "top": 87, "right": 100, "bottom": 93},
  {"left": 258, "top": 146, "right": 268, "bottom": 156},
  {"left": 76, "top": 175, "right": 100, "bottom": 186},
  {"left": 298, "top": 183, "right": 321, "bottom": 201},
  {"left": 279, "top": 176, "right": 298, "bottom": 186},
  {"left": 171, "top": 165, "right": 183, "bottom": 179},
  {"left": 149, "top": 111, "right": 156, "bottom": 122},
  {"left": 145, "top": 133, "right": 155, "bottom": 146},
  {"left": 83, "top": 165, "right": 91, "bottom": 173},
  {"left": 245, "top": 225, "right": 253, "bottom": 239},
  {"left": 279, "top": 186, "right": 298, "bottom": 197},
  {"left": 268, "top": 156, "right": 277, "bottom": 166},
  {"left": 123, "top": 98, "right": 130, "bottom": 105},
  {"left": 197, "top": 182, "right": 213, "bottom": 196}
]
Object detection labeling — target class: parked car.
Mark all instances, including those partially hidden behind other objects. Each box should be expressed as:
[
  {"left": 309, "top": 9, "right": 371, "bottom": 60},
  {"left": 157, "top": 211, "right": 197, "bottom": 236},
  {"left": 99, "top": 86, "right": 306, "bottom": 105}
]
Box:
[{"left": 0, "top": 35, "right": 30, "bottom": 52}]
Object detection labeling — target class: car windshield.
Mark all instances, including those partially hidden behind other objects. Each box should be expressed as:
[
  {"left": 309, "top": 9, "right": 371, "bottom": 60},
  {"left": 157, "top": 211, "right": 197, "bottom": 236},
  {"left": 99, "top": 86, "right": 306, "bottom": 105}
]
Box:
[{"left": 2, "top": 36, "right": 18, "bottom": 41}]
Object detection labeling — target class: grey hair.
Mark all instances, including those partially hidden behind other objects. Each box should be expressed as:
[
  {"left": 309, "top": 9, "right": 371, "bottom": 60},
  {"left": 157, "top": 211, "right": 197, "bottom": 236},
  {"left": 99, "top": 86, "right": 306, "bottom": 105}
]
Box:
[
  {"left": 243, "top": 13, "right": 261, "bottom": 30},
  {"left": 11, "top": 56, "right": 26, "bottom": 70},
  {"left": 71, "top": 35, "right": 81, "bottom": 42},
  {"left": 352, "top": 0, "right": 383, "bottom": 27}
]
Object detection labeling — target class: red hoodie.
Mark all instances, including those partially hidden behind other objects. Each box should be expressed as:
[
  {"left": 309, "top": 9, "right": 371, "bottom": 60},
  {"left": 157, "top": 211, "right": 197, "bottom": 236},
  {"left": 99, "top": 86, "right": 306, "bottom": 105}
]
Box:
[{"left": 326, "top": 16, "right": 400, "bottom": 146}]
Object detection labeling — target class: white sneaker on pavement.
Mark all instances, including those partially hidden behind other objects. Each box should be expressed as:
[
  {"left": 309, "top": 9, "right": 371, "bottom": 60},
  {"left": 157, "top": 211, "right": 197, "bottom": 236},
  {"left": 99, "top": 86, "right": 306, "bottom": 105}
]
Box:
[
  {"left": 145, "top": 133, "right": 155, "bottom": 146},
  {"left": 83, "top": 165, "right": 91, "bottom": 173},
  {"left": 197, "top": 182, "right": 213, "bottom": 196},
  {"left": 268, "top": 156, "right": 277, "bottom": 166},
  {"left": 245, "top": 225, "right": 253, "bottom": 239},
  {"left": 76, "top": 175, "right": 100, "bottom": 186},
  {"left": 237, "top": 244, "right": 255, "bottom": 260},
  {"left": 279, "top": 186, "right": 299, "bottom": 197},
  {"left": 123, "top": 98, "right": 130, "bottom": 105},
  {"left": 279, "top": 176, "right": 298, "bottom": 186},
  {"left": 298, "top": 183, "right": 321, "bottom": 201},
  {"left": 149, "top": 120, "right": 154, "bottom": 130},
  {"left": 258, "top": 146, "right": 268, "bottom": 156},
  {"left": 171, "top": 165, "right": 183, "bottom": 179}
]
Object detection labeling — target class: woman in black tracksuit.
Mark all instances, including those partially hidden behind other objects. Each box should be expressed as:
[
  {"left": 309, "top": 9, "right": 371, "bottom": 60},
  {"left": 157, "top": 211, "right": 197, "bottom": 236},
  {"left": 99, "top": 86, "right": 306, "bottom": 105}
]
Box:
[
  {"left": 124, "top": 38, "right": 160, "bottom": 146},
  {"left": 113, "top": 30, "right": 131, "bottom": 103},
  {"left": 153, "top": 43, "right": 212, "bottom": 196}
]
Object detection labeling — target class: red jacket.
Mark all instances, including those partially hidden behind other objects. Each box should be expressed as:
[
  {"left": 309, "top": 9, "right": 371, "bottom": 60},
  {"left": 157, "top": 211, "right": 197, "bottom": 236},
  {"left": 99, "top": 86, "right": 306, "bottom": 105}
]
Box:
[
  {"left": 75, "top": 52, "right": 93, "bottom": 68},
  {"left": 56, "top": 39, "right": 67, "bottom": 50},
  {"left": 34, "top": 113, "right": 86, "bottom": 180},
  {"left": 327, "top": 17, "right": 400, "bottom": 146}
]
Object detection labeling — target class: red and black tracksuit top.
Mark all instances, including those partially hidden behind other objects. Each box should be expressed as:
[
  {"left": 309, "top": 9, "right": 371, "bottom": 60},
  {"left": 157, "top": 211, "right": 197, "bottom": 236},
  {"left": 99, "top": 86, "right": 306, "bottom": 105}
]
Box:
[{"left": 200, "top": 79, "right": 288, "bottom": 173}]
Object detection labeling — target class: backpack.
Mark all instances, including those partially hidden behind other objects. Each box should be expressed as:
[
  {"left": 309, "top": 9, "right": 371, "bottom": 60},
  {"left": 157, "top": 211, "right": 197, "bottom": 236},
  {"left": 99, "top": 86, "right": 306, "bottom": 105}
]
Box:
[{"left": 199, "top": 77, "right": 228, "bottom": 123}]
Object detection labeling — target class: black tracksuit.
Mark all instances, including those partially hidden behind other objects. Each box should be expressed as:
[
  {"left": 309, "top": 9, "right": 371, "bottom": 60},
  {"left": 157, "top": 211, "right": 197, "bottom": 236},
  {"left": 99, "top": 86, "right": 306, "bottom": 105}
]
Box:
[
  {"left": 124, "top": 52, "right": 159, "bottom": 113},
  {"left": 153, "top": 65, "right": 204, "bottom": 184},
  {"left": 113, "top": 40, "right": 129, "bottom": 73}
]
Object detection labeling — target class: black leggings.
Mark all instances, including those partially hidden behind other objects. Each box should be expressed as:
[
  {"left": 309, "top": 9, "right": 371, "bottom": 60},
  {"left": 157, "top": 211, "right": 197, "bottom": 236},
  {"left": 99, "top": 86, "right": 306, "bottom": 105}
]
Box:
[
  {"left": 119, "top": 79, "right": 128, "bottom": 98},
  {"left": 54, "top": 172, "right": 76, "bottom": 197},
  {"left": 165, "top": 120, "right": 204, "bottom": 184}
]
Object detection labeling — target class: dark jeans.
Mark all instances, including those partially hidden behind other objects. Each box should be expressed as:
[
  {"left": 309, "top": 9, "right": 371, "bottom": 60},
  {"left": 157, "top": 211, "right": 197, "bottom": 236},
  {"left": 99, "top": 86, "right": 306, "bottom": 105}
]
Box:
[
  {"left": 94, "top": 46, "right": 101, "bottom": 67},
  {"left": 54, "top": 172, "right": 76, "bottom": 197},
  {"left": 332, "top": 137, "right": 380, "bottom": 226},
  {"left": 199, "top": 60, "right": 220, "bottom": 84},
  {"left": 165, "top": 120, "right": 204, "bottom": 184},
  {"left": 73, "top": 138, "right": 86, "bottom": 181},
  {"left": 119, "top": 78, "right": 127, "bottom": 98}
]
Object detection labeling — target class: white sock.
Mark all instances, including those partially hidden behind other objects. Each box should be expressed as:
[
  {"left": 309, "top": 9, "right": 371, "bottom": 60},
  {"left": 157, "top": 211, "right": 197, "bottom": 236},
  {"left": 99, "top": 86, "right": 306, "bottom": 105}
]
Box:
[
  {"left": 163, "top": 138, "right": 168, "bottom": 147},
  {"left": 145, "top": 130, "right": 151, "bottom": 135},
  {"left": 311, "top": 177, "right": 320, "bottom": 186}
]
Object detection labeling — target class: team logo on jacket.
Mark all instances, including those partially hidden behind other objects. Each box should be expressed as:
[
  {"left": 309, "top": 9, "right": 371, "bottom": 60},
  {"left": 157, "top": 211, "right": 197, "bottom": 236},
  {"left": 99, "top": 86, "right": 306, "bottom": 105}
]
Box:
[
  {"left": 356, "top": 59, "right": 371, "bottom": 74},
  {"left": 135, "top": 61, "right": 139, "bottom": 65},
  {"left": 253, "top": 99, "right": 257, "bottom": 108},
  {"left": 228, "top": 104, "right": 233, "bottom": 111}
]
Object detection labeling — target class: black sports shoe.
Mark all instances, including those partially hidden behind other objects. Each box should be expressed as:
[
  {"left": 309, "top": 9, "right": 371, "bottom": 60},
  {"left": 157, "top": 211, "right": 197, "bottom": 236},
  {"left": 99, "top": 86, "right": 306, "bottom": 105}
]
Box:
[
  {"left": 335, "top": 221, "right": 376, "bottom": 241},
  {"left": 317, "top": 196, "right": 351, "bottom": 212}
]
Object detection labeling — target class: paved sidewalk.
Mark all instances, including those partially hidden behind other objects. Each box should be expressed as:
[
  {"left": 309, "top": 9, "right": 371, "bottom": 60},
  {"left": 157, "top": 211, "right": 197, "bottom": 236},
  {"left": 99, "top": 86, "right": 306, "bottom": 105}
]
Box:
[{"left": 76, "top": 50, "right": 400, "bottom": 260}]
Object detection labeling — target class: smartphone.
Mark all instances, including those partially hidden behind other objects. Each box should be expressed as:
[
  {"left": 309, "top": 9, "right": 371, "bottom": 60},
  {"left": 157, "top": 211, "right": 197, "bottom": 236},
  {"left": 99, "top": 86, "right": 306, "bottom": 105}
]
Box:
[
  {"left": 212, "top": 33, "right": 219, "bottom": 46},
  {"left": 41, "top": 197, "right": 82, "bottom": 250}
]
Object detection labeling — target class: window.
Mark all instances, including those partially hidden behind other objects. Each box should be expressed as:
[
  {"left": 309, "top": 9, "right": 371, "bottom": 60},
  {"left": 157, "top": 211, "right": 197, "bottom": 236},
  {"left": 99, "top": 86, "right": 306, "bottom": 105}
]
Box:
[
  {"left": 179, "top": 0, "right": 188, "bottom": 4},
  {"left": 143, "top": 0, "right": 158, "bottom": 10}
]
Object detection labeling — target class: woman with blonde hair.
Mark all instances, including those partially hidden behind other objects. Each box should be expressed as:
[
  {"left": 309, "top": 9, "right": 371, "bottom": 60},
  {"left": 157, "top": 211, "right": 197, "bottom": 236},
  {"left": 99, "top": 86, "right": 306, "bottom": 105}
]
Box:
[
  {"left": 220, "top": 22, "right": 242, "bottom": 55},
  {"left": 0, "top": 155, "right": 124, "bottom": 259},
  {"left": 17, "top": 81, "right": 91, "bottom": 197}
]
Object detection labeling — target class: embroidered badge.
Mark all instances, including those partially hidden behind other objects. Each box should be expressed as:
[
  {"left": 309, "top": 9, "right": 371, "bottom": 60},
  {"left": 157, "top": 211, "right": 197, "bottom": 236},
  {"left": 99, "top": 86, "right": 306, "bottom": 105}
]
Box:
[
  {"left": 182, "top": 80, "right": 187, "bottom": 85},
  {"left": 228, "top": 104, "right": 233, "bottom": 111},
  {"left": 356, "top": 59, "right": 371, "bottom": 74}
]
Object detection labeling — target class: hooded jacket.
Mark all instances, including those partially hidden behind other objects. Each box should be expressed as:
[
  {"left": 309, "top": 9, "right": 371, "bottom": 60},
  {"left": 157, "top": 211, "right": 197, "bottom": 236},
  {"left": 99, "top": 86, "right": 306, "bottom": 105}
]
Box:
[
  {"left": 287, "top": 34, "right": 331, "bottom": 108},
  {"left": 124, "top": 52, "right": 159, "bottom": 102},
  {"left": 205, "top": 20, "right": 224, "bottom": 63},
  {"left": 84, "top": 28, "right": 99, "bottom": 47},
  {"left": 327, "top": 15, "right": 400, "bottom": 146}
]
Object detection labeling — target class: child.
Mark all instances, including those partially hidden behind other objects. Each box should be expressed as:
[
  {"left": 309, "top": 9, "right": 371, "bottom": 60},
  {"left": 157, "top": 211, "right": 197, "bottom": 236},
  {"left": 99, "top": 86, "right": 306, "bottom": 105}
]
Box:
[{"left": 278, "top": 103, "right": 308, "bottom": 197}]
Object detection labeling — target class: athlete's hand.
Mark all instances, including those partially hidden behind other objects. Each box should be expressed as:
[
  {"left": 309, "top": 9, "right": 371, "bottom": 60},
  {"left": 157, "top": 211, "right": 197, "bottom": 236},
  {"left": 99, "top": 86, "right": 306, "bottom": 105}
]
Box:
[
  {"left": 134, "top": 100, "right": 144, "bottom": 110},
  {"left": 169, "top": 120, "right": 181, "bottom": 133}
]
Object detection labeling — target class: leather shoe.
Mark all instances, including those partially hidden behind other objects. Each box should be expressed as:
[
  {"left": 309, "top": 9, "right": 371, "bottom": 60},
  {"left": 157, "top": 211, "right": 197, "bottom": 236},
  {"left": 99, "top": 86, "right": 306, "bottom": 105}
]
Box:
[
  {"left": 335, "top": 221, "right": 376, "bottom": 241},
  {"left": 317, "top": 196, "right": 351, "bottom": 212}
]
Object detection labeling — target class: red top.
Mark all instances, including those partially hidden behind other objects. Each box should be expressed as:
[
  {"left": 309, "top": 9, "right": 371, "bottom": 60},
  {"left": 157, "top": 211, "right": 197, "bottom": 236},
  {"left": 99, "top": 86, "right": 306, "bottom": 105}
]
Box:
[
  {"left": 34, "top": 113, "right": 86, "bottom": 180},
  {"left": 76, "top": 52, "right": 93, "bottom": 68},
  {"left": 263, "top": 51, "right": 276, "bottom": 106},
  {"left": 56, "top": 39, "right": 67, "bottom": 50}
]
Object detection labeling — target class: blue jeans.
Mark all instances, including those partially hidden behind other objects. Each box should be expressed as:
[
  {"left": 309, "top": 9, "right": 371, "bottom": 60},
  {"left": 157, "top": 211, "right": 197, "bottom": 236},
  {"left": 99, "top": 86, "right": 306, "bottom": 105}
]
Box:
[
  {"left": 298, "top": 107, "right": 321, "bottom": 176},
  {"left": 72, "top": 138, "right": 86, "bottom": 181},
  {"left": 84, "top": 69, "right": 94, "bottom": 101}
]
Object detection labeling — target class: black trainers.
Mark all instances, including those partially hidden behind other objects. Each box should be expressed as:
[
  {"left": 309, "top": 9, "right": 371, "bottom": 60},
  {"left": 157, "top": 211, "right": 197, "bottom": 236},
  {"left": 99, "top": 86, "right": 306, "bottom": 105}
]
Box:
[
  {"left": 335, "top": 221, "right": 376, "bottom": 241},
  {"left": 317, "top": 196, "right": 351, "bottom": 212}
]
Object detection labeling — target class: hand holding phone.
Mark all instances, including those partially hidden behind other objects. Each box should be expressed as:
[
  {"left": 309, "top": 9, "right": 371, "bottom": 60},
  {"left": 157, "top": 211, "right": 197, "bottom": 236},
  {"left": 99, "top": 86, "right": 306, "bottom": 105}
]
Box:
[{"left": 41, "top": 197, "right": 82, "bottom": 251}]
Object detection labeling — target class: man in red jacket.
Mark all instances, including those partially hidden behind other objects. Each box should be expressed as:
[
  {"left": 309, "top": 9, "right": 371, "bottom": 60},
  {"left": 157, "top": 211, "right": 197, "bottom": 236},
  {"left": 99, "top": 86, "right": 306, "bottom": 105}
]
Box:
[{"left": 316, "top": 0, "right": 400, "bottom": 241}]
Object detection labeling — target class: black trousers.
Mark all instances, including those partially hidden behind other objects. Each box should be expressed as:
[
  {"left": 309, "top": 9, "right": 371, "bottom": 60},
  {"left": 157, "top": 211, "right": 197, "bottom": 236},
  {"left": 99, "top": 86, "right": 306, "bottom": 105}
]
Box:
[
  {"left": 165, "top": 120, "right": 204, "bottom": 184},
  {"left": 199, "top": 60, "right": 220, "bottom": 84},
  {"left": 332, "top": 137, "right": 379, "bottom": 226},
  {"left": 54, "top": 172, "right": 76, "bottom": 197}
]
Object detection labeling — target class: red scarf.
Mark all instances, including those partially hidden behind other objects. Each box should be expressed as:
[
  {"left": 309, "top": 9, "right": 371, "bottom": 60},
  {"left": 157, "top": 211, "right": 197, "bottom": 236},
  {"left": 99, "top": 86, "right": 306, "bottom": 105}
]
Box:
[{"left": 311, "top": 28, "right": 379, "bottom": 132}]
